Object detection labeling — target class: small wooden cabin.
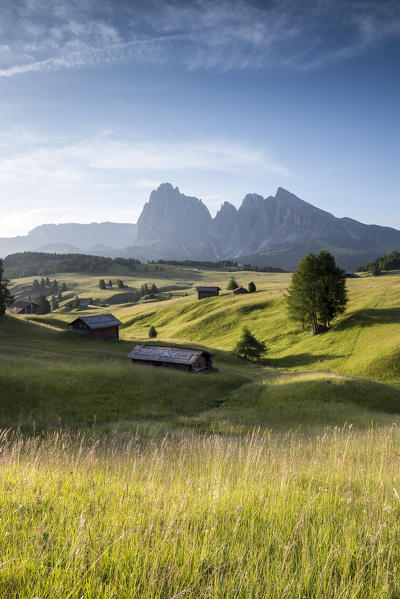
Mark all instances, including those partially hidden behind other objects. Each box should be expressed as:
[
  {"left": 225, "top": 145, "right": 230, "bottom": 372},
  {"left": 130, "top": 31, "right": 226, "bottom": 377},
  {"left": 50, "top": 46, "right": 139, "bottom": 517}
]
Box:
[
  {"left": 69, "top": 313, "right": 122, "bottom": 341},
  {"left": 195, "top": 286, "right": 221, "bottom": 300},
  {"left": 126, "top": 345, "right": 212, "bottom": 372},
  {"left": 9, "top": 301, "right": 39, "bottom": 315},
  {"left": 345, "top": 273, "right": 361, "bottom": 279},
  {"left": 233, "top": 285, "right": 248, "bottom": 294}
]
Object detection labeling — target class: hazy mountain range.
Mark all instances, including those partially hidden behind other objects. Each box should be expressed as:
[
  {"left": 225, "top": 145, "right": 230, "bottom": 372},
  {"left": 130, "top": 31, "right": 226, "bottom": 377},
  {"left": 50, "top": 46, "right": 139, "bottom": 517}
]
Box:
[{"left": 2, "top": 183, "right": 400, "bottom": 271}]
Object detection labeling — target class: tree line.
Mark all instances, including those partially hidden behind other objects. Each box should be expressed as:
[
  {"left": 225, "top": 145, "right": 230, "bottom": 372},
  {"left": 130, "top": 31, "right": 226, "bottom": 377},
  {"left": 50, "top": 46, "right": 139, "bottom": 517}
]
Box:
[
  {"left": 149, "top": 259, "right": 284, "bottom": 272},
  {"left": 356, "top": 250, "right": 400, "bottom": 275},
  {"left": 4, "top": 252, "right": 142, "bottom": 277}
]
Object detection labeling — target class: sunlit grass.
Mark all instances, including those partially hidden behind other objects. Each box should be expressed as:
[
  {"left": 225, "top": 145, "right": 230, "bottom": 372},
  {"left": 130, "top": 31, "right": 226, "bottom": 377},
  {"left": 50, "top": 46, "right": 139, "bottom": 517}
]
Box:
[{"left": 2, "top": 427, "right": 400, "bottom": 598}]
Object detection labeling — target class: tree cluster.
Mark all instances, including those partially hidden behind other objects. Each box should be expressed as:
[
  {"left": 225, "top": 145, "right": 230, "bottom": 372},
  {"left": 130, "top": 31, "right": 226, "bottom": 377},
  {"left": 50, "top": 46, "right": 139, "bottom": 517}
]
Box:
[
  {"left": 4, "top": 252, "right": 142, "bottom": 278},
  {"left": 357, "top": 250, "right": 400, "bottom": 274},
  {"left": 32, "top": 278, "right": 63, "bottom": 296},
  {"left": 286, "top": 251, "right": 348, "bottom": 335},
  {"left": 0, "top": 259, "right": 13, "bottom": 315}
]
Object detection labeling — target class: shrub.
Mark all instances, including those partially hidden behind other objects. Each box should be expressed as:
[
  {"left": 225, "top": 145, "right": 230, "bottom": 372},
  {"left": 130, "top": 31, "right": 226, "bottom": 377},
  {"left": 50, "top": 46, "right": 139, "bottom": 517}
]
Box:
[
  {"left": 234, "top": 326, "right": 266, "bottom": 360},
  {"left": 148, "top": 326, "right": 157, "bottom": 338},
  {"left": 248, "top": 281, "right": 256, "bottom": 293}
]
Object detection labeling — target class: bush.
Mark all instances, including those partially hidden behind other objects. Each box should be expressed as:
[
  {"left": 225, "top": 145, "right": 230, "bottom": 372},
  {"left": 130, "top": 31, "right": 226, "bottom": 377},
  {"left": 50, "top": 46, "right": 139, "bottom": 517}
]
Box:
[
  {"left": 248, "top": 281, "right": 256, "bottom": 293},
  {"left": 234, "top": 326, "right": 266, "bottom": 360},
  {"left": 148, "top": 326, "right": 157, "bottom": 338}
]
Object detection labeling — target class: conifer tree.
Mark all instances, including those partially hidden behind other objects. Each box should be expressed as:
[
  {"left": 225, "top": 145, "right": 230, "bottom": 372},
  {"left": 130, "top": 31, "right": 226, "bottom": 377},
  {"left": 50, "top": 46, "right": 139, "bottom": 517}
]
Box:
[
  {"left": 141, "top": 283, "right": 149, "bottom": 296},
  {"left": 51, "top": 296, "right": 59, "bottom": 311},
  {"left": 248, "top": 281, "right": 256, "bottom": 293},
  {"left": 45, "top": 276, "right": 50, "bottom": 286},
  {"left": 148, "top": 325, "right": 157, "bottom": 338},
  {"left": 37, "top": 294, "right": 51, "bottom": 314},
  {"left": 57, "top": 289, "right": 63, "bottom": 302},
  {"left": 234, "top": 327, "right": 266, "bottom": 360},
  {"left": 40, "top": 279, "right": 46, "bottom": 293},
  {"left": 99, "top": 279, "right": 106, "bottom": 289},
  {"left": 150, "top": 283, "right": 158, "bottom": 295},
  {"left": 372, "top": 262, "right": 381, "bottom": 276},
  {"left": 0, "top": 259, "right": 13, "bottom": 315},
  {"left": 286, "top": 251, "right": 347, "bottom": 335},
  {"left": 108, "top": 280, "right": 113, "bottom": 288},
  {"left": 32, "top": 279, "right": 40, "bottom": 293},
  {"left": 61, "top": 282, "right": 67, "bottom": 292},
  {"left": 227, "top": 276, "right": 239, "bottom": 290}
]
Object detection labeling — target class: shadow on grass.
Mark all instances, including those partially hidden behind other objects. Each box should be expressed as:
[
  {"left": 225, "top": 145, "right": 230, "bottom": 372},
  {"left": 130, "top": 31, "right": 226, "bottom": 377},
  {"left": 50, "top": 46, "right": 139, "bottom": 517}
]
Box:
[
  {"left": 268, "top": 353, "right": 348, "bottom": 368},
  {"left": 335, "top": 308, "right": 400, "bottom": 330}
]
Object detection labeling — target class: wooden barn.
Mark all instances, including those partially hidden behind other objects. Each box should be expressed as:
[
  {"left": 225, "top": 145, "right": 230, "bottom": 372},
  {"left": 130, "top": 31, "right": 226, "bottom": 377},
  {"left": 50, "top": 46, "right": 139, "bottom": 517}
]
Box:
[
  {"left": 8, "top": 301, "right": 39, "bottom": 315},
  {"left": 126, "top": 345, "right": 212, "bottom": 372},
  {"left": 233, "top": 285, "right": 248, "bottom": 294},
  {"left": 345, "top": 273, "right": 361, "bottom": 279},
  {"left": 69, "top": 313, "right": 122, "bottom": 341},
  {"left": 195, "top": 286, "right": 221, "bottom": 300}
]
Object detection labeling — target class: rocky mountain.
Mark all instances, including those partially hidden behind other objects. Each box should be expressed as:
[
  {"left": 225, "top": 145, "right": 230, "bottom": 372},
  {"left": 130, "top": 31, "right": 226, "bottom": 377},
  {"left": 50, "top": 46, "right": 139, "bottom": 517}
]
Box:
[
  {"left": 0, "top": 222, "right": 137, "bottom": 259},
  {"left": 2, "top": 183, "right": 400, "bottom": 271},
  {"left": 129, "top": 184, "right": 400, "bottom": 270}
]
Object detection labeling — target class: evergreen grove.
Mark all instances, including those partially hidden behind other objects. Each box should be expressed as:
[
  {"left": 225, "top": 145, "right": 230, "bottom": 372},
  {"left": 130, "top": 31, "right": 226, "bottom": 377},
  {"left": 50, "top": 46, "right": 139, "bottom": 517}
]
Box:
[{"left": 286, "top": 251, "right": 348, "bottom": 335}]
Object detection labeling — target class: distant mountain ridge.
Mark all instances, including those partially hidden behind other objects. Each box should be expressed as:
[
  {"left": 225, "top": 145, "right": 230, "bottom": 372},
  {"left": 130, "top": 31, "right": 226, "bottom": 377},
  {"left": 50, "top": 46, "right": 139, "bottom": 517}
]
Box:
[{"left": 2, "top": 183, "right": 400, "bottom": 271}]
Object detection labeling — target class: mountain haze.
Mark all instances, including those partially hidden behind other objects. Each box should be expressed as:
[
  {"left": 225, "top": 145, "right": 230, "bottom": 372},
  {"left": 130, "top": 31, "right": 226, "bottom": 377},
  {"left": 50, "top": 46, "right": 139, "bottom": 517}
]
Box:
[{"left": 2, "top": 183, "right": 400, "bottom": 271}]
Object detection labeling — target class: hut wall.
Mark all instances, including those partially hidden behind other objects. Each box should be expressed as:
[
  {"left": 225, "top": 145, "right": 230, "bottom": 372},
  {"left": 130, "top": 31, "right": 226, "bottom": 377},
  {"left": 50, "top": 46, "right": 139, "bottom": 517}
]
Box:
[
  {"left": 93, "top": 326, "right": 119, "bottom": 340},
  {"left": 198, "top": 290, "right": 218, "bottom": 299}
]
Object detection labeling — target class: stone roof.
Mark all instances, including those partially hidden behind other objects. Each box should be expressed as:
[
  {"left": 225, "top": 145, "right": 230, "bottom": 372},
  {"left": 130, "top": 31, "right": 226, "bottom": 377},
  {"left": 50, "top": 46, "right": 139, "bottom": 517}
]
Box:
[
  {"left": 126, "top": 344, "right": 210, "bottom": 366},
  {"left": 69, "top": 313, "right": 122, "bottom": 330}
]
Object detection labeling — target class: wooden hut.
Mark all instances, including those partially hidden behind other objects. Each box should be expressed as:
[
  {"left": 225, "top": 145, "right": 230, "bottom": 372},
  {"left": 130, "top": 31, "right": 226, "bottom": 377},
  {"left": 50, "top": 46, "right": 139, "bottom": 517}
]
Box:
[
  {"left": 195, "top": 286, "right": 220, "bottom": 300},
  {"left": 345, "top": 273, "right": 361, "bottom": 279},
  {"left": 233, "top": 285, "right": 248, "bottom": 294},
  {"left": 69, "top": 313, "right": 122, "bottom": 340},
  {"left": 126, "top": 345, "right": 212, "bottom": 372},
  {"left": 8, "top": 301, "right": 39, "bottom": 314}
]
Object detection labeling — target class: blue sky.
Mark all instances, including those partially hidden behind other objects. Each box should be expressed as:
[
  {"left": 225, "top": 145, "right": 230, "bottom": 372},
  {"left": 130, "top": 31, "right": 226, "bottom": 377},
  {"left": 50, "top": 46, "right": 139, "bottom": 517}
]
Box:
[{"left": 0, "top": 0, "right": 399, "bottom": 236}]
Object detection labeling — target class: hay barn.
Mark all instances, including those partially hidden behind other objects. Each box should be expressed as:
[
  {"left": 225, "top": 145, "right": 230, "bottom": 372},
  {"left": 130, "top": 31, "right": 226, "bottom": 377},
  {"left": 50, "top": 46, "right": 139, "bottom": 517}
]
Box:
[
  {"left": 195, "top": 286, "right": 220, "bottom": 300},
  {"left": 69, "top": 313, "right": 122, "bottom": 341},
  {"left": 233, "top": 285, "right": 248, "bottom": 294},
  {"left": 126, "top": 345, "right": 212, "bottom": 372},
  {"left": 8, "top": 301, "right": 39, "bottom": 315}
]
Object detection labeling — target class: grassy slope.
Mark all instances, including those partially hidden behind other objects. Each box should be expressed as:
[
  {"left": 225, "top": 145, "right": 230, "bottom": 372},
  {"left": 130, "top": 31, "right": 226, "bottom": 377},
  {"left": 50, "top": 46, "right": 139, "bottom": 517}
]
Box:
[{"left": 112, "top": 272, "right": 400, "bottom": 384}]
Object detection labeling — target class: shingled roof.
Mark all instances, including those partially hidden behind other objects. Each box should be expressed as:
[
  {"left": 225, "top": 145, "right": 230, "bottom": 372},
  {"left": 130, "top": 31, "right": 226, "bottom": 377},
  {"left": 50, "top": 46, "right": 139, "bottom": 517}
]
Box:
[
  {"left": 69, "top": 313, "right": 122, "bottom": 330},
  {"left": 9, "top": 301, "right": 38, "bottom": 314},
  {"left": 126, "top": 345, "right": 210, "bottom": 366},
  {"left": 195, "top": 286, "right": 221, "bottom": 292}
]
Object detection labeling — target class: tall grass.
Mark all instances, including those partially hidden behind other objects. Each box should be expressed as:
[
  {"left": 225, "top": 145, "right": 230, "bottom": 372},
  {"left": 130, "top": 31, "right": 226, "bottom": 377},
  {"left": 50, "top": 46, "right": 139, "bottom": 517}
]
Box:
[{"left": 2, "top": 427, "right": 400, "bottom": 597}]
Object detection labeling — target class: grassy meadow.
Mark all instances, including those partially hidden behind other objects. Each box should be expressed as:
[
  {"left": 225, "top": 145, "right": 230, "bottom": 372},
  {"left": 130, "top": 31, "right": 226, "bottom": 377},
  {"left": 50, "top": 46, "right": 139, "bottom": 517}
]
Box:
[{"left": 4, "top": 267, "right": 400, "bottom": 596}]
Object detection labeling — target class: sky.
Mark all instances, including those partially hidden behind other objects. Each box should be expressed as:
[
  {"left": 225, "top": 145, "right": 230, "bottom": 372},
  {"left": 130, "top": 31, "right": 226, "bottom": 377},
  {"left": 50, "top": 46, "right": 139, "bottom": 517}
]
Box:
[{"left": 0, "top": 0, "right": 399, "bottom": 237}]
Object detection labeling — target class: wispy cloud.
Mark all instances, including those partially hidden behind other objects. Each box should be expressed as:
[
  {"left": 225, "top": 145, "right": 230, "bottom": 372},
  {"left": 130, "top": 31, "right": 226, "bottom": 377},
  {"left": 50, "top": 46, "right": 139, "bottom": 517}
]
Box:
[
  {"left": 0, "top": 0, "right": 399, "bottom": 77},
  {"left": 0, "top": 132, "right": 290, "bottom": 181}
]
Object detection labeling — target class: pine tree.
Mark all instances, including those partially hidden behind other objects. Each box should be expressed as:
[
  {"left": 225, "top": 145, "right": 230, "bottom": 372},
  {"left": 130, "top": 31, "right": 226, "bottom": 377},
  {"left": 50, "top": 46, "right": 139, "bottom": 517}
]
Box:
[
  {"left": 40, "top": 278, "right": 46, "bottom": 293},
  {"left": 248, "top": 281, "right": 256, "bottom": 293},
  {"left": 141, "top": 283, "right": 149, "bottom": 296},
  {"left": 57, "top": 289, "right": 63, "bottom": 302},
  {"left": 150, "top": 283, "right": 158, "bottom": 295},
  {"left": 32, "top": 279, "right": 40, "bottom": 293},
  {"left": 227, "top": 276, "right": 239, "bottom": 290},
  {"left": 234, "top": 327, "right": 266, "bottom": 360},
  {"left": 61, "top": 282, "right": 67, "bottom": 292},
  {"left": 37, "top": 295, "right": 51, "bottom": 315},
  {"left": 51, "top": 296, "right": 59, "bottom": 311},
  {"left": 286, "top": 251, "right": 347, "bottom": 335},
  {"left": 99, "top": 279, "right": 106, "bottom": 289},
  {"left": 148, "top": 325, "right": 157, "bottom": 338},
  {"left": 108, "top": 280, "right": 113, "bottom": 288},
  {"left": 117, "top": 279, "right": 125, "bottom": 288},
  {"left": 45, "top": 276, "right": 50, "bottom": 286},
  {"left": 0, "top": 259, "right": 13, "bottom": 315},
  {"left": 372, "top": 262, "right": 381, "bottom": 276},
  {"left": 74, "top": 295, "right": 81, "bottom": 308}
]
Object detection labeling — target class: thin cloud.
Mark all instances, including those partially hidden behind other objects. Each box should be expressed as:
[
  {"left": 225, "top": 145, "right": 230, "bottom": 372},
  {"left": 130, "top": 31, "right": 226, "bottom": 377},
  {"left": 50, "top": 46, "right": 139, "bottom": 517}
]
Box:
[
  {"left": 0, "top": 0, "right": 399, "bottom": 77},
  {"left": 0, "top": 134, "right": 290, "bottom": 179}
]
